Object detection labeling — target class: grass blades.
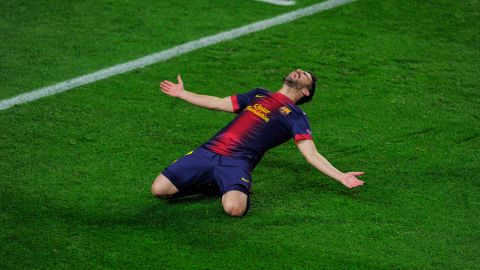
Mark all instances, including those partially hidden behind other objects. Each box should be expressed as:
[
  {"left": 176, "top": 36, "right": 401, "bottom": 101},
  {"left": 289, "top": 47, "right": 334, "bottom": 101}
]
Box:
[{"left": 1, "top": 0, "right": 479, "bottom": 268}]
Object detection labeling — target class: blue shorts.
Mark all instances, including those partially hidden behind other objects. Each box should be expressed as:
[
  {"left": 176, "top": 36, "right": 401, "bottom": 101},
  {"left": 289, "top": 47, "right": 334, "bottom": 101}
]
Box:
[{"left": 162, "top": 147, "right": 253, "bottom": 197}]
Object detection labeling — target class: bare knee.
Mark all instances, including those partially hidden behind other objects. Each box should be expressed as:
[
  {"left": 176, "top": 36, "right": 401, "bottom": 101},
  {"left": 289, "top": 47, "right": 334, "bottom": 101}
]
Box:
[
  {"left": 151, "top": 174, "right": 178, "bottom": 198},
  {"left": 223, "top": 202, "right": 246, "bottom": 217},
  {"left": 222, "top": 191, "right": 248, "bottom": 217}
]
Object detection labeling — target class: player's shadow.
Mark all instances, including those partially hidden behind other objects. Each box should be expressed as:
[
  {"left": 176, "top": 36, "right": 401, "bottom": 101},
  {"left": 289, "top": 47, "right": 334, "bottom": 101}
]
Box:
[
  {"left": 100, "top": 195, "right": 223, "bottom": 228},
  {"left": 165, "top": 194, "right": 219, "bottom": 204}
]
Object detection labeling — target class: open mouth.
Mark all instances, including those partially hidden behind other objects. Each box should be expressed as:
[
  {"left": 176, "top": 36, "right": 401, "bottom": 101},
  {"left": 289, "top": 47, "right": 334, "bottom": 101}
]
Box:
[{"left": 291, "top": 70, "right": 300, "bottom": 80}]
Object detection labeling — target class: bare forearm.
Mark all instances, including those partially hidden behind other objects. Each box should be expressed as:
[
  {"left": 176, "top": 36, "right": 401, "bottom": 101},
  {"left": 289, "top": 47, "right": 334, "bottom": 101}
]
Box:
[
  {"left": 307, "top": 153, "right": 344, "bottom": 182},
  {"left": 297, "top": 140, "right": 364, "bottom": 188},
  {"left": 160, "top": 75, "right": 233, "bottom": 112},
  {"left": 178, "top": 90, "right": 222, "bottom": 110}
]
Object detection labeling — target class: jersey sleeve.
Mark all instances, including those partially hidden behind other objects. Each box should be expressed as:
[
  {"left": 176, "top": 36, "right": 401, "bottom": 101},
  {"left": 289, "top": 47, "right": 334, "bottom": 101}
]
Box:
[
  {"left": 291, "top": 112, "right": 313, "bottom": 143},
  {"left": 230, "top": 89, "right": 259, "bottom": 114}
]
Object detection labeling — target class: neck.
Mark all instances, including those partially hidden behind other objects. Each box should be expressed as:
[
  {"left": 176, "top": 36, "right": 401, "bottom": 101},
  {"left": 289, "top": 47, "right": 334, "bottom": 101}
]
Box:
[{"left": 277, "top": 84, "right": 303, "bottom": 104}]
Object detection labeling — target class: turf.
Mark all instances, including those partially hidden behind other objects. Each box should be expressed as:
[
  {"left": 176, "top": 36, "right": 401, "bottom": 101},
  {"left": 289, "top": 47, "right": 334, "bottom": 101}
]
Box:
[{"left": 1, "top": 0, "right": 479, "bottom": 269}]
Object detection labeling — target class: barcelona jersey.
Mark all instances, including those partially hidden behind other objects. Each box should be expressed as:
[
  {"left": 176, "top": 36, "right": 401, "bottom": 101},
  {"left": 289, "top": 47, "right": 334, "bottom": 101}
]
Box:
[{"left": 202, "top": 88, "right": 313, "bottom": 169}]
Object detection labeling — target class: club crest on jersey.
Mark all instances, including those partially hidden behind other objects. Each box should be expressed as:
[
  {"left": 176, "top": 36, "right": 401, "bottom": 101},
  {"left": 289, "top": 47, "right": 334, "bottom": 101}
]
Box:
[{"left": 279, "top": 106, "right": 292, "bottom": 115}]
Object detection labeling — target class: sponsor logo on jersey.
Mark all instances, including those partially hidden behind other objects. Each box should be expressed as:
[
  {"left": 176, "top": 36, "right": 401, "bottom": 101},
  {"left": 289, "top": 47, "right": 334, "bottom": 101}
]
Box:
[
  {"left": 241, "top": 177, "right": 250, "bottom": 183},
  {"left": 255, "top": 94, "right": 265, "bottom": 98},
  {"left": 279, "top": 106, "right": 291, "bottom": 115},
  {"left": 246, "top": 103, "right": 271, "bottom": 122}
]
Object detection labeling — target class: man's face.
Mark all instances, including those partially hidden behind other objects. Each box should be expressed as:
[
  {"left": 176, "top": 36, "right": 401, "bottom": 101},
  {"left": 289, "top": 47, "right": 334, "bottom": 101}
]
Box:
[{"left": 283, "top": 69, "right": 313, "bottom": 90}]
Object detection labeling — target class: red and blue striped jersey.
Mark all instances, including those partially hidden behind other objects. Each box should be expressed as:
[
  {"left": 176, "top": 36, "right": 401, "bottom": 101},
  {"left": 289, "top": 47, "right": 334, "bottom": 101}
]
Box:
[{"left": 202, "top": 88, "right": 313, "bottom": 168}]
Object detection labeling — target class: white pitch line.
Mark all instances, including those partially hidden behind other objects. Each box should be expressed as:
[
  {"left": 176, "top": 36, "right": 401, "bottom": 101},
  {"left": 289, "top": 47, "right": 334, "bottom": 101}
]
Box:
[
  {"left": 0, "top": 0, "right": 356, "bottom": 111},
  {"left": 256, "top": 0, "right": 296, "bottom": 6}
]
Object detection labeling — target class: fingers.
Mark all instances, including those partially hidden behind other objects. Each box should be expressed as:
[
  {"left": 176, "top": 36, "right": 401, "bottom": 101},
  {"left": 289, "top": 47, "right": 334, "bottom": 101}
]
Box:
[
  {"left": 160, "top": 81, "right": 171, "bottom": 89},
  {"left": 160, "top": 86, "right": 170, "bottom": 94},
  {"left": 160, "top": 81, "right": 175, "bottom": 94},
  {"left": 344, "top": 173, "right": 365, "bottom": 188},
  {"left": 159, "top": 76, "right": 182, "bottom": 96},
  {"left": 355, "top": 179, "right": 364, "bottom": 187},
  {"left": 348, "top": 180, "right": 364, "bottom": 189},
  {"left": 160, "top": 89, "right": 169, "bottom": 95},
  {"left": 161, "top": 80, "right": 173, "bottom": 86}
]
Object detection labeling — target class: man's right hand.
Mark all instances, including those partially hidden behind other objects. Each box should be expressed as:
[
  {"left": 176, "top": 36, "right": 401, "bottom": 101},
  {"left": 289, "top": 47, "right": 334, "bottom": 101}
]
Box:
[
  {"left": 160, "top": 75, "right": 184, "bottom": 97},
  {"left": 159, "top": 74, "right": 234, "bottom": 113}
]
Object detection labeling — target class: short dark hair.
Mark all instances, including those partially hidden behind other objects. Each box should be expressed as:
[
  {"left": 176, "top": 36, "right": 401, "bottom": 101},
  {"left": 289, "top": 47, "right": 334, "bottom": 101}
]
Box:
[{"left": 296, "top": 71, "right": 317, "bottom": 105}]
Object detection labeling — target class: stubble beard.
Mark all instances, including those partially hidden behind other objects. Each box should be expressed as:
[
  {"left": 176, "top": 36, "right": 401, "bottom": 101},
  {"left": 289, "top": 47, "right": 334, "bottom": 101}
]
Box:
[{"left": 283, "top": 75, "right": 304, "bottom": 90}]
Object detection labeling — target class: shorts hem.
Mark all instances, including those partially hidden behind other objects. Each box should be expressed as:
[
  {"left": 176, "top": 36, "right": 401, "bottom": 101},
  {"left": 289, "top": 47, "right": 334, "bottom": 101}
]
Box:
[
  {"left": 162, "top": 168, "right": 182, "bottom": 191},
  {"left": 223, "top": 184, "right": 251, "bottom": 196}
]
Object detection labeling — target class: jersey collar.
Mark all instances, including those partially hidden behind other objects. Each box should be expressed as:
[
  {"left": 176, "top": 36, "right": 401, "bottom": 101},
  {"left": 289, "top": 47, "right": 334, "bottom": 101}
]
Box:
[{"left": 273, "top": 91, "right": 295, "bottom": 105}]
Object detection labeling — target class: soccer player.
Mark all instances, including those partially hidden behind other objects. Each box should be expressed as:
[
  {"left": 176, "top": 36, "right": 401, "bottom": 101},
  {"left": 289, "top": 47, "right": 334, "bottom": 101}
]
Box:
[{"left": 152, "top": 69, "right": 364, "bottom": 217}]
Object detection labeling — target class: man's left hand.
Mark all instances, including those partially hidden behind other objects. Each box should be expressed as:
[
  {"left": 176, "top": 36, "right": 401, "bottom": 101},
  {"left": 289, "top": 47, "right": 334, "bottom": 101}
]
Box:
[{"left": 340, "top": 172, "right": 365, "bottom": 188}]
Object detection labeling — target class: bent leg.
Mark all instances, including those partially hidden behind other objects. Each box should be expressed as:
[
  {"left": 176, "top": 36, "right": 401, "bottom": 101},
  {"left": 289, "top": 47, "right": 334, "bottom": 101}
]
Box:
[
  {"left": 222, "top": 190, "right": 248, "bottom": 217},
  {"left": 151, "top": 174, "right": 179, "bottom": 198}
]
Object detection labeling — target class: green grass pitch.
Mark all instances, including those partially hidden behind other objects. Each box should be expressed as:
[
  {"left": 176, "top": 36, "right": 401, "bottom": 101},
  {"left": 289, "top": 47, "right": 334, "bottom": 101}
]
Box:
[{"left": 1, "top": 0, "right": 479, "bottom": 268}]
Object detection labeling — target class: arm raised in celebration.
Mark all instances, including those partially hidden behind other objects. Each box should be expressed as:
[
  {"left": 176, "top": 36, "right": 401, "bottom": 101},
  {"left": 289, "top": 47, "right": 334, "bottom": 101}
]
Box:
[
  {"left": 160, "top": 75, "right": 234, "bottom": 113},
  {"left": 296, "top": 139, "right": 365, "bottom": 189}
]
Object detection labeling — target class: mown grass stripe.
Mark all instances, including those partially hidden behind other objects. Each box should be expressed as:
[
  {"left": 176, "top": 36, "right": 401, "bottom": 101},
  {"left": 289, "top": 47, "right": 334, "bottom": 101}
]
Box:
[{"left": 0, "top": 0, "right": 355, "bottom": 111}]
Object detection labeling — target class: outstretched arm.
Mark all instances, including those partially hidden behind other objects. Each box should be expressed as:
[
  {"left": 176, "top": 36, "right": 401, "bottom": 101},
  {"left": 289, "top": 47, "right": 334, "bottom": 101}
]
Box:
[
  {"left": 160, "top": 75, "right": 234, "bottom": 112},
  {"left": 296, "top": 139, "right": 364, "bottom": 188}
]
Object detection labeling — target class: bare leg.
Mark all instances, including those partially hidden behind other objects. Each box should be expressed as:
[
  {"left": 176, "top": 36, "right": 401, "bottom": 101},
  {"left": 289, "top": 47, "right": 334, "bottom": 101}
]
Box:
[
  {"left": 222, "top": 190, "right": 248, "bottom": 217},
  {"left": 151, "top": 174, "right": 179, "bottom": 198}
]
